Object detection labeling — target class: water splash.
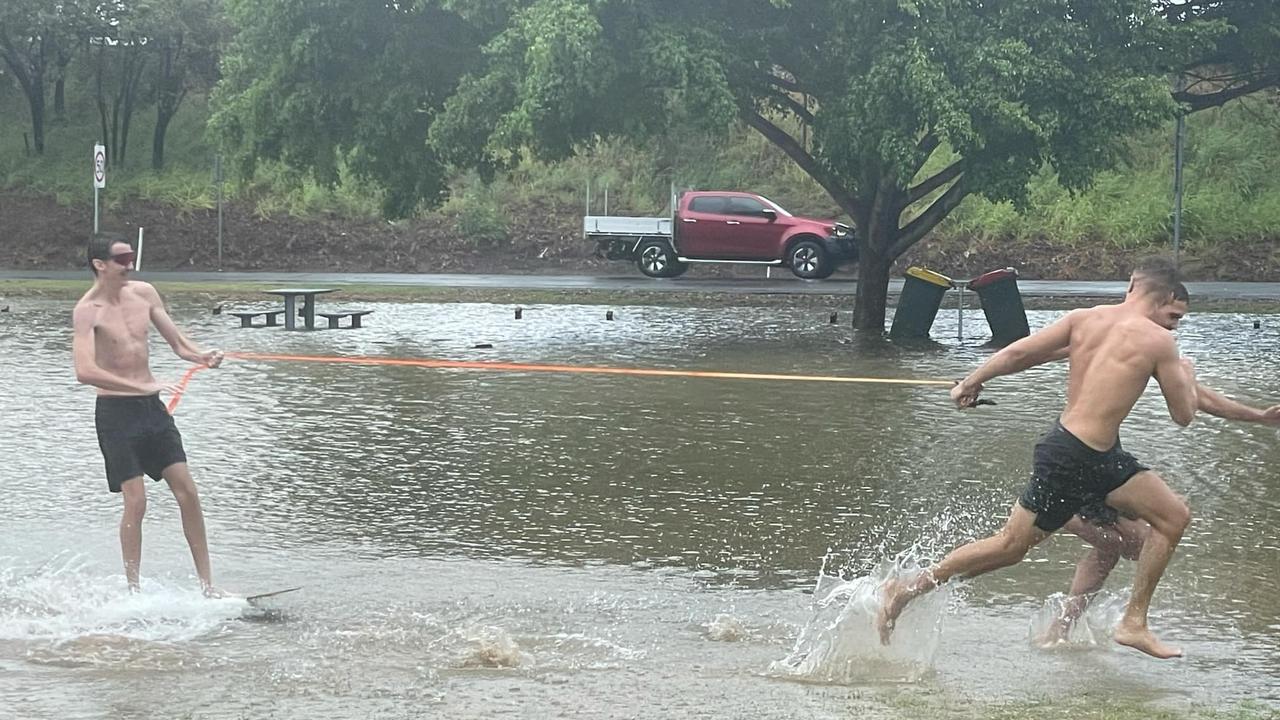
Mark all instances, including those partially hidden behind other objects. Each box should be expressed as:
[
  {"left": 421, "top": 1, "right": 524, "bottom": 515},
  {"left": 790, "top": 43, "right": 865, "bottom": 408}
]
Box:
[
  {"left": 1029, "top": 591, "right": 1128, "bottom": 649},
  {"left": 704, "top": 613, "right": 748, "bottom": 642},
  {"left": 0, "top": 554, "right": 245, "bottom": 649},
  {"left": 769, "top": 557, "right": 952, "bottom": 684},
  {"left": 455, "top": 625, "right": 524, "bottom": 668}
]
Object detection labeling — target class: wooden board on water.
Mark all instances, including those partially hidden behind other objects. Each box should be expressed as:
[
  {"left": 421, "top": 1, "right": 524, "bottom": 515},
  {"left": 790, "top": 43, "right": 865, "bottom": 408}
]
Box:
[{"left": 245, "top": 587, "right": 302, "bottom": 604}]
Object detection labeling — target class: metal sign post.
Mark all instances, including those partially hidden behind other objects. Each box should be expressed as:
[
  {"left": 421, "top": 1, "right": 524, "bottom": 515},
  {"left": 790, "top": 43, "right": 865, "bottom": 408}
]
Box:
[
  {"left": 214, "top": 154, "right": 224, "bottom": 271},
  {"left": 92, "top": 144, "right": 106, "bottom": 234}
]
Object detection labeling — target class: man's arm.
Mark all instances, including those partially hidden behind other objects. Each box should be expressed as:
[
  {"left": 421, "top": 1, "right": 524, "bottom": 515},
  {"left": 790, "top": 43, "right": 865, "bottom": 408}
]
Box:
[
  {"left": 140, "top": 283, "right": 223, "bottom": 367},
  {"left": 1153, "top": 340, "right": 1198, "bottom": 427},
  {"left": 1197, "top": 384, "right": 1280, "bottom": 425},
  {"left": 952, "top": 310, "right": 1078, "bottom": 407},
  {"left": 72, "top": 303, "right": 162, "bottom": 394}
]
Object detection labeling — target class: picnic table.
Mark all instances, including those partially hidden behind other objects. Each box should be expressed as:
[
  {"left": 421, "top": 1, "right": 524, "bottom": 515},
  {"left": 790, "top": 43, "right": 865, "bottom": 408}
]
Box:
[{"left": 263, "top": 288, "right": 336, "bottom": 331}]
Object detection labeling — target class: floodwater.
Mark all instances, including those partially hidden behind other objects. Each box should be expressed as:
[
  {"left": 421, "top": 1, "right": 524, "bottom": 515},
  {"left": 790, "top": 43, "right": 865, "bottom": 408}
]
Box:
[{"left": 1, "top": 297, "right": 1277, "bottom": 719}]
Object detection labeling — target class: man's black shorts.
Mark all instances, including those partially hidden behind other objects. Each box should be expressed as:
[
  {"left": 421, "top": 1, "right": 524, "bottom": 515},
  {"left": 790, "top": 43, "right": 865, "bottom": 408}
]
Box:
[
  {"left": 1018, "top": 422, "right": 1149, "bottom": 532},
  {"left": 95, "top": 394, "right": 188, "bottom": 493}
]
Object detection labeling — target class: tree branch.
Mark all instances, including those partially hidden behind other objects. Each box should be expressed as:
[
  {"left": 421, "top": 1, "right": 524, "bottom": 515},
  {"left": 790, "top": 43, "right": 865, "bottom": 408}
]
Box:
[
  {"left": 916, "top": 132, "right": 939, "bottom": 158},
  {"left": 1174, "top": 74, "right": 1280, "bottom": 112},
  {"left": 758, "top": 69, "right": 805, "bottom": 95},
  {"left": 906, "top": 159, "right": 965, "bottom": 205},
  {"left": 742, "top": 110, "right": 863, "bottom": 218},
  {"left": 765, "top": 89, "right": 814, "bottom": 125},
  {"left": 891, "top": 174, "right": 970, "bottom": 258}
]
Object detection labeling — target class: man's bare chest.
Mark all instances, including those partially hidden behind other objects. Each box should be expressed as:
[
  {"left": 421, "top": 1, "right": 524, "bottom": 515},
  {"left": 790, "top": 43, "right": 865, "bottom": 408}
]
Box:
[{"left": 94, "top": 301, "right": 151, "bottom": 346}]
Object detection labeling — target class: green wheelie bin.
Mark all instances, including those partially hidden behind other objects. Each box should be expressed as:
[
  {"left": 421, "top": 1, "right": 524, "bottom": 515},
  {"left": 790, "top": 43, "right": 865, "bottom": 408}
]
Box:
[
  {"left": 968, "top": 267, "right": 1029, "bottom": 347},
  {"left": 890, "top": 266, "right": 954, "bottom": 340}
]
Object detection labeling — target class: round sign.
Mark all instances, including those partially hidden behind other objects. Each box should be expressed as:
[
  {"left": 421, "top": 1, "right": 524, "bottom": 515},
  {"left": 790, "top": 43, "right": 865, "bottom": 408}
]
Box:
[{"left": 94, "top": 149, "right": 106, "bottom": 184}]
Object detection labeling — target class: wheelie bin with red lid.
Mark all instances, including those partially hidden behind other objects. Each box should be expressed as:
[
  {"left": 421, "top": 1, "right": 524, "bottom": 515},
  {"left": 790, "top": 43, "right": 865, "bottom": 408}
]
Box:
[{"left": 968, "top": 267, "right": 1029, "bottom": 347}]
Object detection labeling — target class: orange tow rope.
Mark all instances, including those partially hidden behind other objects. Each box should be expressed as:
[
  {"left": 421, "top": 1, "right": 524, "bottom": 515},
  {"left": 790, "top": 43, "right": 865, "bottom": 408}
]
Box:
[
  {"left": 165, "top": 351, "right": 954, "bottom": 413},
  {"left": 166, "top": 364, "right": 209, "bottom": 414}
]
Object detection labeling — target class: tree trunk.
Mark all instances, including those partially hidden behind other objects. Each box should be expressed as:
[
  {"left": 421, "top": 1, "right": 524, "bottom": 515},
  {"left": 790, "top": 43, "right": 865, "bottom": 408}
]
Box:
[
  {"left": 852, "top": 245, "right": 894, "bottom": 331},
  {"left": 53, "top": 77, "right": 65, "bottom": 121},
  {"left": 120, "top": 98, "right": 134, "bottom": 167},
  {"left": 28, "top": 85, "right": 46, "bottom": 155},
  {"left": 152, "top": 110, "right": 172, "bottom": 170}
]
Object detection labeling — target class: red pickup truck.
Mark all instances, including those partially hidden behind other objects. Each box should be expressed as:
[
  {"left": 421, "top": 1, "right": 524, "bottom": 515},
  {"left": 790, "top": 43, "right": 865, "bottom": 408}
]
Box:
[{"left": 583, "top": 191, "right": 857, "bottom": 279}]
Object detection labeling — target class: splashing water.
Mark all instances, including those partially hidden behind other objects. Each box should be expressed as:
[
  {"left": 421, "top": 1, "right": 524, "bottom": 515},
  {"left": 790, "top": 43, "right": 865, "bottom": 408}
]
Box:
[
  {"left": 770, "top": 557, "right": 953, "bottom": 684},
  {"left": 1029, "top": 590, "right": 1129, "bottom": 650},
  {"left": 455, "top": 625, "right": 524, "bottom": 668},
  {"left": 704, "top": 613, "right": 748, "bottom": 642},
  {"left": 0, "top": 554, "right": 247, "bottom": 653}
]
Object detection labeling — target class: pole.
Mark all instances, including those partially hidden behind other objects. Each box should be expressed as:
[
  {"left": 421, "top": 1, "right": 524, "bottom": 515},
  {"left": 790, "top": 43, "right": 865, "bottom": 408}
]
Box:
[
  {"left": 1172, "top": 74, "right": 1186, "bottom": 271},
  {"left": 957, "top": 283, "right": 965, "bottom": 341},
  {"left": 93, "top": 187, "right": 99, "bottom": 235},
  {"left": 215, "top": 154, "right": 224, "bottom": 271},
  {"left": 136, "top": 227, "right": 144, "bottom": 271},
  {"left": 1173, "top": 113, "right": 1184, "bottom": 270}
]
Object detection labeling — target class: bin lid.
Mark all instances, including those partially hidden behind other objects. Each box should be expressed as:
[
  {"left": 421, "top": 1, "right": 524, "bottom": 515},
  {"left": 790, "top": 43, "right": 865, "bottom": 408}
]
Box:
[
  {"left": 905, "top": 266, "right": 954, "bottom": 288},
  {"left": 968, "top": 267, "right": 1019, "bottom": 289}
]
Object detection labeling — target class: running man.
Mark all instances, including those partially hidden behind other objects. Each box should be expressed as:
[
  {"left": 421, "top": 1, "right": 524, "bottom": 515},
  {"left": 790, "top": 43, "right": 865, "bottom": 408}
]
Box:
[
  {"left": 72, "top": 232, "right": 225, "bottom": 596},
  {"left": 1045, "top": 384, "right": 1280, "bottom": 645},
  {"left": 876, "top": 257, "right": 1197, "bottom": 659}
]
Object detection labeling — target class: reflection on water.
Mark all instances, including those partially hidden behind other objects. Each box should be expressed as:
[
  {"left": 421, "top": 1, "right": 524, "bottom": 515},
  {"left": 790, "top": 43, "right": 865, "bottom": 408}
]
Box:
[{"left": 0, "top": 298, "right": 1277, "bottom": 718}]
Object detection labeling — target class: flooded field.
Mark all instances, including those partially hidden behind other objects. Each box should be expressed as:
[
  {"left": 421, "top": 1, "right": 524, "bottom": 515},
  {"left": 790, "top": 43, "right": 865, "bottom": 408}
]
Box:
[{"left": 1, "top": 298, "right": 1277, "bottom": 719}]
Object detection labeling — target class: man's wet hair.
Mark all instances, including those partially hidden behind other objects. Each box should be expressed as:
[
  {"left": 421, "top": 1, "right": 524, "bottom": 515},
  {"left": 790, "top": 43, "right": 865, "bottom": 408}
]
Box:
[
  {"left": 87, "top": 232, "right": 130, "bottom": 276},
  {"left": 1131, "top": 256, "right": 1184, "bottom": 300}
]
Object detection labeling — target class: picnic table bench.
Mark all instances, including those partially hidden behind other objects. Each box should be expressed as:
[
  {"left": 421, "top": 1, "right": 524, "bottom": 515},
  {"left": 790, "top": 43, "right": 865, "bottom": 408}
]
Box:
[
  {"left": 228, "top": 309, "right": 286, "bottom": 328},
  {"left": 316, "top": 310, "right": 375, "bottom": 329}
]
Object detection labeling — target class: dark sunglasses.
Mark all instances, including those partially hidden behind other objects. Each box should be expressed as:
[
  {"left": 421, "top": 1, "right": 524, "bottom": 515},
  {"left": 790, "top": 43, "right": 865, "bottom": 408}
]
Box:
[{"left": 109, "top": 251, "right": 136, "bottom": 267}]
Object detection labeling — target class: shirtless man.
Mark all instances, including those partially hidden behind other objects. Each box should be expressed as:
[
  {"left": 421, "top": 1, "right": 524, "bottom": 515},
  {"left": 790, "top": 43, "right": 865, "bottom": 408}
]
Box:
[
  {"left": 1045, "top": 384, "right": 1280, "bottom": 645},
  {"left": 73, "top": 232, "right": 225, "bottom": 596},
  {"left": 876, "top": 257, "right": 1197, "bottom": 659}
]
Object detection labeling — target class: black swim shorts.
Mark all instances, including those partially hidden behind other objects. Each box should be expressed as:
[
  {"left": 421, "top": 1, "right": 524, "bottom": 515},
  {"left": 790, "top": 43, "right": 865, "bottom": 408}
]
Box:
[
  {"left": 95, "top": 394, "right": 188, "bottom": 493},
  {"left": 1018, "top": 422, "right": 1149, "bottom": 532}
]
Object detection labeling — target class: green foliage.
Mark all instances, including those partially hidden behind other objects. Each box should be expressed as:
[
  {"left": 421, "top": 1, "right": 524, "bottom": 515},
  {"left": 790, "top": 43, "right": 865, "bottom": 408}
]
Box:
[
  {"left": 937, "top": 100, "right": 1280, "bottom": 249},
  {"left": 443, "top": 183, "right": 509, "bottom": 245},
  {"left": 210, "top": 0, "right": 481, "bottom": 218}
]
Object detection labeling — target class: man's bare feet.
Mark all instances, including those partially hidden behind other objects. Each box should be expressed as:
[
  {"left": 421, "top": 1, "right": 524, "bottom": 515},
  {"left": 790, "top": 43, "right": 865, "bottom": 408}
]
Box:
[
  {"left": 202, "top": 585, "right": 229, "bottom": 599},
  {"left": 875, "top": 575, "right": 915, "bottom": 645},
  {"left": 1113, "top": 622, "right": 1183, "bottom": 659}
]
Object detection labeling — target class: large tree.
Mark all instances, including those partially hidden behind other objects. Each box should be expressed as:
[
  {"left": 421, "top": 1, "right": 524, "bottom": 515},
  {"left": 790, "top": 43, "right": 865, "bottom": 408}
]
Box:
[
  {"left": 210, "top": 0, "right": 482, "bottom": 217},
  {"left": 148, "top": 0, "right": 224, "bottom": 169},
  {"left": 432, "top": 0, "right": 1216, "bottom": 330},
  {"left": 0, "top": 1, "right": 83, "bottom": 154}
]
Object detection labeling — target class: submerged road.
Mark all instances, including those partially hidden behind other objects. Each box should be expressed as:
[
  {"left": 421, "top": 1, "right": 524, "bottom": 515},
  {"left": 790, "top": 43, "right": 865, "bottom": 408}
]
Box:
[{"left": 1, "top": 270, "right": 1278, "bottom": 300}]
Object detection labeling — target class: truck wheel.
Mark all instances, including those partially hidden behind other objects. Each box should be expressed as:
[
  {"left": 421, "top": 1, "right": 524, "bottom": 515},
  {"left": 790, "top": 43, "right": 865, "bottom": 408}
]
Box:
[
  {"left": 789, "top": 240, "right": 832, "bottom": 280},
  {"left": 637, "top": 240, "right": 679, "bottom": 278}
]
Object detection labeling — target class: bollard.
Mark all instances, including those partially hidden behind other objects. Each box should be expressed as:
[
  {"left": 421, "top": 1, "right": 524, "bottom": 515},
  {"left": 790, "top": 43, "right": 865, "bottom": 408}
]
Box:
[
  {"left": 890, "top": 267, "right": 954, "bottom": 340},
  {"left": 967, "top": 268, "right": 1029, "bottom": 347},
  {"left": 515, "top": 307, "right": 523, "bottom": 320}
]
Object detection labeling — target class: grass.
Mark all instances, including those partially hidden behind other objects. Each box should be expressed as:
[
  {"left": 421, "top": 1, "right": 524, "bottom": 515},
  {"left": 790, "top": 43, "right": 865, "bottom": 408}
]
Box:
[{"left": 4, "top": 278, "right": 1278, "bottom": 314}]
